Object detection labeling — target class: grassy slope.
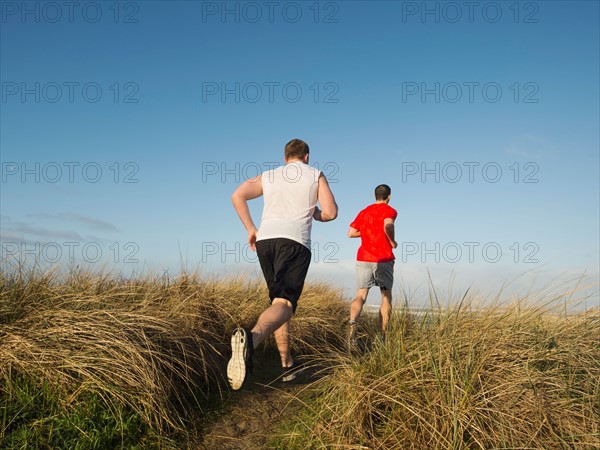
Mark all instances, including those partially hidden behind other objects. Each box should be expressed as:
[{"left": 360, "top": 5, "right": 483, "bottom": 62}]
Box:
[
  {"left": 0, "top": 268, "right": 346, "bottom": 448},
  {"left": 274, "top": 302, "right": 600, "bottom": 449},
  {"left": 1, "top": 267, "right": 598, "bottom": 449}
]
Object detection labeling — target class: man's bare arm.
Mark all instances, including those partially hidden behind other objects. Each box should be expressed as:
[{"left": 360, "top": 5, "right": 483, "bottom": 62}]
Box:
[
  {"left": 348, "top": 227, "right": 361, "bottom": 238},
  {"left": 231, "top": 176, "right": 263, "bottom": 250},
  {"left": 384, "top": 218, "right": 397, "bottom": 249},
  {"left": 314, "top": 173, "right": 338, "bottom": 222}
]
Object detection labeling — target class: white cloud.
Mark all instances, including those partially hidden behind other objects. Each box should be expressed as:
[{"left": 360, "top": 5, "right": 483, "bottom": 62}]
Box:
[
  {"left": 503, "top": 134, "right": 557, "bottom": 159},
  {"left": 28, "top": 213, "right": 119, "bottom": 232}
]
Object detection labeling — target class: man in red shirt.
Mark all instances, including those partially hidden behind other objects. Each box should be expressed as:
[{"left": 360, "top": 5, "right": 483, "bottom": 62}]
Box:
[{"left": 347, "top": 184, "right": 397, "bottom": 346}]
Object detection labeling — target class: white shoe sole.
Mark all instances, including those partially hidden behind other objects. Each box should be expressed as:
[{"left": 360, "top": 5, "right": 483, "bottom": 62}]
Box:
[
  {"left": 227, "top": 328, "right": 248, "bottom": 390},
  {"left": 282, "top": 361, "right": 301, "bottom": 382},
  {"left": 282, "top": 372, "right": 296, "bottom": 382}
]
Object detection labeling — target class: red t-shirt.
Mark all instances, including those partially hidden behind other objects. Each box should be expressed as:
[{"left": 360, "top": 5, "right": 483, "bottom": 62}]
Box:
[{"left": 350, "top": 203, "right": 398, "bottom": 262}]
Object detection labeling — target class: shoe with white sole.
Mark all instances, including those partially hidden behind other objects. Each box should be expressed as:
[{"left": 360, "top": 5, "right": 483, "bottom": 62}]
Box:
[
  {"left": 281, "top": 360, "right": 302, "bottom": 382},
  {"left": 227, "top": 327, "right": 254, "bottom": 390}
]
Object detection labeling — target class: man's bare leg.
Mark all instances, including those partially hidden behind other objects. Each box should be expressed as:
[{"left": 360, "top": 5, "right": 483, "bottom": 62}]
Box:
[
  {"left": 274, "top": 321, "right": 293, "bottom": 367},
  {"left": 380, "top": 289, "right": 392, "bottom": 332},
  {"left": 251, "top": 298, "right": 293, "bottom": 349},
  {"left": 348, "top": 289, "right": 368, "bottom": 348},
  {"left": 350, "top": 288, "right": 369, "bottom": 322}
]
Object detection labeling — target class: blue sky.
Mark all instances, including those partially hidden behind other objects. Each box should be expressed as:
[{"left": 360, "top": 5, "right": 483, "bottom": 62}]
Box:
[{"left": 1, "top": 1, "right": 598, "bottom": 309}]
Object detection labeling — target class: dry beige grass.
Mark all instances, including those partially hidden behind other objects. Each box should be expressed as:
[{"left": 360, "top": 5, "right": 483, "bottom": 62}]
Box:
[
  {"left": 0, "top": 266, "right": 347, "bottom": 439},
  {"left": 3, "top": 266, "right": 598, "bottom": 449},
  {"left": 277, "top": 291, "right": 600, "bottom": 449}
]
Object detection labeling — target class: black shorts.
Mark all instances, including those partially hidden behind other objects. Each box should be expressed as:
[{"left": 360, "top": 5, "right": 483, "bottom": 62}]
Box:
[{"left": 256, "top": 238, "right": 311, "bottom": 313}]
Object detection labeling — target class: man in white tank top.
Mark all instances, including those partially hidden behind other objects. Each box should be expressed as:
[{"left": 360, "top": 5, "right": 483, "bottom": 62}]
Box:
[{"left": 228, "top": 139, "right": 338, "bottom": 390}]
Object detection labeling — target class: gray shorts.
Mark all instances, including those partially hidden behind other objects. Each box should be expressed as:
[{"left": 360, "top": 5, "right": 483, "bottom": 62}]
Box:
[{"left": 355, "top": 261, "right": 394, "bottom": 291}]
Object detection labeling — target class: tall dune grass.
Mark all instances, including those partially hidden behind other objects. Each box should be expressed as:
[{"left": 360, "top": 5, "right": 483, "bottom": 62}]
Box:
[
  {"left": 3, "top": 265, "right": 598, "bottom": 448},
  {"left": 0, "top": 266, "right": 346, "bottom": 447},
  {"left": 276, "top": 289, "right": 600, "bottom": 449}
]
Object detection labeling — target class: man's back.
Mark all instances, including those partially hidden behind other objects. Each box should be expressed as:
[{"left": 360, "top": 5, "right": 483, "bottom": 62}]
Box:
[
  {"left": 258, "top": 161, "right": 321, "bottom": 249},
  {"left": 351, "top": 203, "right": 397, "bottom": 262}
]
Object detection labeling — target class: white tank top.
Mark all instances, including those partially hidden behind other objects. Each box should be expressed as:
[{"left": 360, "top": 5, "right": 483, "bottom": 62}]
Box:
[{"left": 257, "top": 161, "right": 321, "bottom": 249}]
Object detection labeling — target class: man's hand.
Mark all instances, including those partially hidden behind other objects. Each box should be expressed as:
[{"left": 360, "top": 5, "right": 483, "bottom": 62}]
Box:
[
  {"left": 348, "top": 227, "right": 361, "bottom": 238},
  {"left": 390, "top": 240, "right": 398, "bottom": 249},
  {"left": 248, "top": 228, "right": 258, "bottom": 251}
]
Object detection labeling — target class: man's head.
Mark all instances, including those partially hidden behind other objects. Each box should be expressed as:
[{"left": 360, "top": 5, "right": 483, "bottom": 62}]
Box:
[
  {"left": 284, "top": 139, "right": 309, "bottom": 163},
  {"left": 375, "top": 184, "right": 391, "bottom": 203}
]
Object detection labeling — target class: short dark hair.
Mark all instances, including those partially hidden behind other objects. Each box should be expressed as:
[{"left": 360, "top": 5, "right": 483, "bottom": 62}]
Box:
[
  {"left": 375, "top": 184, "right": 391, "bottom": 201},
  {"left": 284, "top": 139, "right": 309, "bottom": 161}
]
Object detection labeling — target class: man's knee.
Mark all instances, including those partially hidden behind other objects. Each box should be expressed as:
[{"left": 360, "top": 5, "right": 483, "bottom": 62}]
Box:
[
  {"left": 272, "top": 297, "right": 294, "bottom": 311},
  {"left": 355, "top": 288, "right": 368, "bottom": 303}
]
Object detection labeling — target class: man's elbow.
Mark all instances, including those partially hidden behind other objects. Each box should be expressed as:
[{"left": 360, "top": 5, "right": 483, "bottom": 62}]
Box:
[
  {"left": 231, "top": 192, "right": 245, "bottom": 209},
  {"left": 322, "top": 208, "right": 338, "bottom": 222}
]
